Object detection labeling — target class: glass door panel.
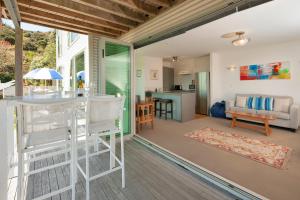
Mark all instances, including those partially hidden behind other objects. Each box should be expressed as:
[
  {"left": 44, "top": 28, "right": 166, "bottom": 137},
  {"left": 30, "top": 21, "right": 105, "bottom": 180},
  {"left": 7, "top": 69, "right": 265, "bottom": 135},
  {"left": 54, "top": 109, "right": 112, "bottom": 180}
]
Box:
[{"left": 105, "top": 42, "right": 131, "bottom": 135}]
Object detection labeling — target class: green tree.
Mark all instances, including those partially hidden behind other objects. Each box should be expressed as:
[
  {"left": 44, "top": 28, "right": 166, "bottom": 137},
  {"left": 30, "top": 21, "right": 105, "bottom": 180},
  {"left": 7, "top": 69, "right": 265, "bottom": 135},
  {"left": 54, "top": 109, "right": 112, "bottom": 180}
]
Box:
[
  {"left": 0, "top": 44, "right": 15, "bottom": 82},
  {"left": 0, "top": 25, "right": 15, "bottom": 45}
]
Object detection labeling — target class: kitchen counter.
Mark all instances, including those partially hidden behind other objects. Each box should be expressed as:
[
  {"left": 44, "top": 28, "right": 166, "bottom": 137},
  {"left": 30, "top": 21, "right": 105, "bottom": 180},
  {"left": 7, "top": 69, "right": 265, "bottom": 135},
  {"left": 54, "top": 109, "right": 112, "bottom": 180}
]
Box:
[{"left": 152, "top": 91, "right": 195, "bottom": 122}]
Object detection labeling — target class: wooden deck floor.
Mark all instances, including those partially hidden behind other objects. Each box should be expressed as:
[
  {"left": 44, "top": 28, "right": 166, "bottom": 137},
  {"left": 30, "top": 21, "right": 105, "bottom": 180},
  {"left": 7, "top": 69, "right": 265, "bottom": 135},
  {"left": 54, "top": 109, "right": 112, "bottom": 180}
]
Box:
[{"left": 9, "top": 140, "right": 235, "bottom": 200}]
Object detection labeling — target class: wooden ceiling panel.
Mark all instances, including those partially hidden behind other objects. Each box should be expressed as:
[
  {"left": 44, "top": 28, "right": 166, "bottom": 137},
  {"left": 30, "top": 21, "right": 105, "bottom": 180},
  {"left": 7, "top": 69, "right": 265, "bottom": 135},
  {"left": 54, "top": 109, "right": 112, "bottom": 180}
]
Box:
[
  {"left": 32, "top": 0, "right": 139, "bottom": 28},
  {"left": 18, "top": 5, "right": 122, "bottom": 36},
  {"left": 17, "top": 0, "right": 129, "bottom": 32},
  {"left": 110, "top": 0, "right": 158, "bottom": 17},
  {"left": 145, "top": 0, "right": 172, "bottom": 8},
  {"left": 71, "top": 0, "right": 148, "bottom": 23}
]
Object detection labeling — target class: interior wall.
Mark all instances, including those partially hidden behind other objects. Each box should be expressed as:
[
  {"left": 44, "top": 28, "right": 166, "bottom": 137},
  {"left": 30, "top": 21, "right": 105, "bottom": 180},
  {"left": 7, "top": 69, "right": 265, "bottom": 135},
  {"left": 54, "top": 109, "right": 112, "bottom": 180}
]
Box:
[
  {"left": 174, "top": 55, "right": 210, "bottom": 90},
  {"left": 210, "top": 40, "right": 300, "bottom": 105},
  {"left": 135, "top": 55, "right": 163, "bottom": 100}
]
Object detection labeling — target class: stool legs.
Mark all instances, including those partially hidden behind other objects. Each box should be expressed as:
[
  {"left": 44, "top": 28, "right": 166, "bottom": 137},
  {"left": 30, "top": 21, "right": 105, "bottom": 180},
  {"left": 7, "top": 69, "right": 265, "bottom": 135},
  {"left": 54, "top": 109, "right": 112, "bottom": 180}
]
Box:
[
  {"left": 165, "top": 103, "right": 167, "bottom": 120},
  {"left": 171, "top": 103, "right": 173, "bottom": 119},
  {"left": 159, "top": 102, "right": 162, "bottom": 118}
]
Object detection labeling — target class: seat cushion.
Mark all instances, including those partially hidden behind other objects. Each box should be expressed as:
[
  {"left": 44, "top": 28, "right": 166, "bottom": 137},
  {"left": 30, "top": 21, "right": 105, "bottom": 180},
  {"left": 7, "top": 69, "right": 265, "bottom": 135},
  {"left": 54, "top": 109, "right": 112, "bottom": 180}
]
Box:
[
  {"left": 89, "top": 120, "right": 118, "bottom": 134},
  {"left": 236, "top": 96, "right": 247, "bottom": 108},
  {"left": 25, "top": 127, "right": 69, "bottom": 147}
]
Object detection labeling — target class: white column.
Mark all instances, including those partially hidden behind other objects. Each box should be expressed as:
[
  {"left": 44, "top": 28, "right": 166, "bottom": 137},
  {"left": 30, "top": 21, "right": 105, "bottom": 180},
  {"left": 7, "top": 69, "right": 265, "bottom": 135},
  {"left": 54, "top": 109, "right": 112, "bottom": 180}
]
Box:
[
  {"left": 15, "top": 27, "right": 23, "bottom": 96},
  {"left": 0, "top": 101, "right": 9, "bottom": 200}
]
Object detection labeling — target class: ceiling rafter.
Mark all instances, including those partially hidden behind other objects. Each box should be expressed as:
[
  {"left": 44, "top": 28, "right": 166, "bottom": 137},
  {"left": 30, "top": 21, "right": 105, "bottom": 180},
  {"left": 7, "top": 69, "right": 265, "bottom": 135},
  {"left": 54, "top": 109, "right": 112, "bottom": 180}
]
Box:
[
  {"left": 71, "top": 0, "right": 147, "bottom": 23},
  {"left": 17, "top": 0, "right": 129, "bottom": 32},
  {"left": 146, "top": 0, "right": 171, "bottom": 8},
  {"left": 110, "top": 0, "right": 158, "bottom": 17},
  {"left": 17, "top": 6, "right": 121, "bottom": 36},
  {"left": 32, "top": 0, "right": 139, "bottom": 28}
]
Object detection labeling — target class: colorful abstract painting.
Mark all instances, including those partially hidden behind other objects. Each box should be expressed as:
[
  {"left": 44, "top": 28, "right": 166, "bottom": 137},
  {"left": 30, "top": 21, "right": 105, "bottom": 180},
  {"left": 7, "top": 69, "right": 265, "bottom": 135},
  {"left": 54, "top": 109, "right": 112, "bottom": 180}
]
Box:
[{"left": 240, "top": 61, "right": 291, "bottom": 80}]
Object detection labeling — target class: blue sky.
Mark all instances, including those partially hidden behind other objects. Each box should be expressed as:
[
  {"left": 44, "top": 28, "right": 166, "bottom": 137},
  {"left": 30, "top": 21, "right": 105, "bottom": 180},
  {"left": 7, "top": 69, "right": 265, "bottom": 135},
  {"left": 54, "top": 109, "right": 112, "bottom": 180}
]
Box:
[{"left": 2, "top": 19, "right": 53, "bottom": 32}]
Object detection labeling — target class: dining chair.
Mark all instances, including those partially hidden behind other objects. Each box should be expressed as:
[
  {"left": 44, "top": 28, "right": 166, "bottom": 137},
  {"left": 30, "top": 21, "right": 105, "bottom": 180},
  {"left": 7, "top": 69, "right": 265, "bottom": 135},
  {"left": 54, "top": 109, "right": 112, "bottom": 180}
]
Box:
[
  {"left": 16, "top": 99, "right": 76, "bottom": 200},
  {"left": 76, "top": 96, "right": 125, "bottom": 200}
]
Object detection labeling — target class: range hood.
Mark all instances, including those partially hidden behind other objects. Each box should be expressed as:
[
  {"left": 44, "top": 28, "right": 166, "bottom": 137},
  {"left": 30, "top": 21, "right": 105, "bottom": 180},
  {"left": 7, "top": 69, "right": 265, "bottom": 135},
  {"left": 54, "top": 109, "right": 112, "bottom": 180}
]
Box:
[{"left": 178, "top": 70, "right": 192, "bottom": 75}]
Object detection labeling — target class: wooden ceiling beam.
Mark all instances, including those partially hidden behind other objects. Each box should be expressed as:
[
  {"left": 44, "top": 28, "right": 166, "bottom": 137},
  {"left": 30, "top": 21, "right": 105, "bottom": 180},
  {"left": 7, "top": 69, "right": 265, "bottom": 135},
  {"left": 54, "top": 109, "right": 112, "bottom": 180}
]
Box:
[
  {"left": 71, "top": 0, "right": 147, "bottom": 23},
  {"left": 17, "top": 0, "right": 129, "bottom": 32},
  {"left": 107, "top": 0, "right": 158, "bottom": 17},
  {"left": 6, "top": 13, "right": 87, "bottom": 34},
  {"left": 146, "top": 0, "right": 171, "bottom": 8},
  {"left": 32, "top": 0, "right": 138, "bottom": 28},
  {"left": 18, "top": 5, "right": 121, "bottom": 36},
  {"left": 20, "top": 15, "right": 117, "bottom": 38}
]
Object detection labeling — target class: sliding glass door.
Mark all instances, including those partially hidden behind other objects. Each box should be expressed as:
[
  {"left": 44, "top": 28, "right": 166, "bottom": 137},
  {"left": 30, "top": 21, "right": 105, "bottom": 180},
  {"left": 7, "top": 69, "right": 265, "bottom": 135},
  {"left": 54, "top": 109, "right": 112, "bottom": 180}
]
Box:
[{"left": 104, "top": 41, "right": 132, "bottom": 135}]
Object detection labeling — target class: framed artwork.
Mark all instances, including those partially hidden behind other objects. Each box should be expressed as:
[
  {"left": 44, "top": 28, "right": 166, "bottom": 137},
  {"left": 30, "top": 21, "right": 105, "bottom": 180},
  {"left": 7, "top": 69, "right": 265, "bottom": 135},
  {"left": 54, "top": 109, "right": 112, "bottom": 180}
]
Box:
[
  {"left": 150, "top": 70, "right": 159, "bottom": 80},
  {"left": 240, "top": 61, "right": 291, "bottom": 80},
  {"left": 136, "top": 69, "right": 142, "bottom": 78}
]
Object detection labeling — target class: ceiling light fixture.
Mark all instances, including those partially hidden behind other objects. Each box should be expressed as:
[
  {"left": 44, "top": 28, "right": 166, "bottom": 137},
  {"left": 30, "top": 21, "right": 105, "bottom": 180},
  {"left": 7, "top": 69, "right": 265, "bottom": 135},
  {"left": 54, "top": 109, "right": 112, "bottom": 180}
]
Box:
[
  {"left": 227, "top": 64, "right": 237, "bottom": 71},
  {"left": 172, "top": 56, "right": 178, "bottom": 62},
  {"left": 232, "top": 32, "right": 249, "bottom": 47}
]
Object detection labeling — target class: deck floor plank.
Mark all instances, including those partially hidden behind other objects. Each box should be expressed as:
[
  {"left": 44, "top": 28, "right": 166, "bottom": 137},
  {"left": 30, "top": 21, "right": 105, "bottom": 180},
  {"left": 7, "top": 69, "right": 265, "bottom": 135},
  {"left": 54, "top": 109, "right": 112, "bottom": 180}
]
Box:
[{"left": 17, "top": 140, "right": 235, "bottom": 200}]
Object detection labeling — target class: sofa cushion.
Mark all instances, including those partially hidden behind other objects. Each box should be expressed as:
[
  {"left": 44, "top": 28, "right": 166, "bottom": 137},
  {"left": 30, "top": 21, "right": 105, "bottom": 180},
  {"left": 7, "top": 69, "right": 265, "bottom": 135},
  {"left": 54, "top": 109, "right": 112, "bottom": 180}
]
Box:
[
  {"left": 236, "top": 96, "right": 247, "bottom": 108},
  {"left": 274, "top": 98, "right": 290, "bottom": 113}
]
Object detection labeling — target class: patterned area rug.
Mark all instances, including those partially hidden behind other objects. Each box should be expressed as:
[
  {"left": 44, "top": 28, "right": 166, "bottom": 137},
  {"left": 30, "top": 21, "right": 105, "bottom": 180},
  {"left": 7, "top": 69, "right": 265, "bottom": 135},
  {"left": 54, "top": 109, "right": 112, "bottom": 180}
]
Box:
[{"left": 184, "top": 128, "right": 292, "bottom": 169}]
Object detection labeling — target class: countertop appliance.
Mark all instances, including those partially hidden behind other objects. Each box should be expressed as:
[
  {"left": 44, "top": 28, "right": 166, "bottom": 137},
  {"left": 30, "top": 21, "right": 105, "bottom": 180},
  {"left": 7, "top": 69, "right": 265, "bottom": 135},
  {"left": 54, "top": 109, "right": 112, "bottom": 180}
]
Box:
[{"left": 174, "top": 85, "right": 182, "bottom": 90}]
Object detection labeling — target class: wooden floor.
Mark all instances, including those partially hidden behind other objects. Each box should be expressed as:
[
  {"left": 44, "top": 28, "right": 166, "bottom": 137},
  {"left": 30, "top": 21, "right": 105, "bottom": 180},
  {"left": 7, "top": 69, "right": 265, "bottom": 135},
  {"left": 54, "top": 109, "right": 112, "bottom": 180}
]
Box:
[{"left": 9, "top": 140, "right": 235, "bottom": 200}]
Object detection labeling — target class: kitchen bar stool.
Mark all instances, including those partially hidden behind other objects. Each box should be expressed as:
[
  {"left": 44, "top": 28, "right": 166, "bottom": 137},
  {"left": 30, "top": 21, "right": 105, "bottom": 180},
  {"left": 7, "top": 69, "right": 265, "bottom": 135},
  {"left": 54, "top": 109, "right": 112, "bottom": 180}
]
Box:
[
  {"left": 152, "top": 97, "right": 161, "bottom": 116},
  {"left": 16, "top": 99, "right": 76, "bottom": 200},
  {"left": 159, "top": 99, "right": 173, "bottom": 120},
  {"left": 76, "top": 96, "right": 125, "bottom": 200}
]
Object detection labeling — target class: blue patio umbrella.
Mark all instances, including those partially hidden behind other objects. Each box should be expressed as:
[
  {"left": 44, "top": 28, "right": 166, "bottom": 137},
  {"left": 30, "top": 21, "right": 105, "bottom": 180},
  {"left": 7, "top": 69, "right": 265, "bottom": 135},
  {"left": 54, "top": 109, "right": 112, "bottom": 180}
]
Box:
[
  {"left": 77, "top": 71, "right": 85, "bottom": 81},
  {"left": 23, "top": 68, "right": 63, "bottom": 87},
  {"left": 31, "top": 68, "right": 63, "bottom": 80},
  {"left": 23, "top": 68, "right": 40, "bottom": 79}
]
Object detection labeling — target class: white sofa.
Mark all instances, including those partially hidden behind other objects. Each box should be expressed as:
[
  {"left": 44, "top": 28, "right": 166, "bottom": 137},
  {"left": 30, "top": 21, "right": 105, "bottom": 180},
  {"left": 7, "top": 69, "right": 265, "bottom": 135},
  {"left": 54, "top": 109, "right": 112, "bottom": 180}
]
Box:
[{"left": 226, "top": 94, "right": 300, "bottom": 132}]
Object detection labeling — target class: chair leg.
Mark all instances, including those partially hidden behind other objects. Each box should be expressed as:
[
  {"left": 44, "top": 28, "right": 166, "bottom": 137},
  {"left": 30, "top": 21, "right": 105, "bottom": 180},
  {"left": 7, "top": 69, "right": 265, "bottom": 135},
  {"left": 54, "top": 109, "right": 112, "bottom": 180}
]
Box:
[
  {"left": 85, "top": 138, "right": 90, "bottom": 200},
  {"left": 120, "top": 131, "right": 125, "bottom": 188},
  {"left": 17, "top": 152, "right": 24, "bottom": 200},
  {"left": 110, "top": 134, "right": 116, "bottom": 169}
]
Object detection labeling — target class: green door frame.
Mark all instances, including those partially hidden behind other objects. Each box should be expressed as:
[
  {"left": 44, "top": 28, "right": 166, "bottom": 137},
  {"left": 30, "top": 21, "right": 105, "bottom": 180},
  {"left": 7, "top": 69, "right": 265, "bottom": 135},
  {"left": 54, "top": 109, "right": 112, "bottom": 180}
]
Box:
[{"left": 98, "top": 37, "right": 135, "bottom": 136}]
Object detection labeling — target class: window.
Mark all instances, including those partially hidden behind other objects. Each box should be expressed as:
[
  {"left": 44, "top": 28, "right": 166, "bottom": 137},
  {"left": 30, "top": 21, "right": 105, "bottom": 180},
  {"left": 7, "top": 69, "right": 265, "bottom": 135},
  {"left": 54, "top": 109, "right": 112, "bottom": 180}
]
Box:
[
  {"left": 70, "top": 52, "right": 85, "bottom": 90},
  {"left": 57, "top": 32, "right": 62, "bottom": 57},
  {"left": 68, "top": 32, "right": 79, "bottom": 46}
]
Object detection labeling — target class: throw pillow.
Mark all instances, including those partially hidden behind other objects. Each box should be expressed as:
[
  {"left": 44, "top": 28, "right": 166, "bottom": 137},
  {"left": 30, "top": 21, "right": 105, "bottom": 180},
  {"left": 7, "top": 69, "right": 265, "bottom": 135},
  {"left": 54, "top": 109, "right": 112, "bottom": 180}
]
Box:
[
  {"left": 247, "top": 96, "right": 261, "bottom": 110},
  {"left": 265, "top": 97, "right": 274, "bottom": 111},
  {"left": 274, "top": 98, "right": 290, "bottom": 113},
  {"left": 236, "top": 96, "right": 247, "bottom": 108}
]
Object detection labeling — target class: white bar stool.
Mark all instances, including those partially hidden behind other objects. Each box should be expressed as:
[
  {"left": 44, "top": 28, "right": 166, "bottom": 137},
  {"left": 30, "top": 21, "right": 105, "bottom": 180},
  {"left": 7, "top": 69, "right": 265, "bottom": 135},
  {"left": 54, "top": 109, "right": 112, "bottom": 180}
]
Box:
[
  {"left": 76, "top": 96, "right": 125, "bottom": 200},
  {"left": 16, "top": 99, "right": 76, "bottom": 200}
]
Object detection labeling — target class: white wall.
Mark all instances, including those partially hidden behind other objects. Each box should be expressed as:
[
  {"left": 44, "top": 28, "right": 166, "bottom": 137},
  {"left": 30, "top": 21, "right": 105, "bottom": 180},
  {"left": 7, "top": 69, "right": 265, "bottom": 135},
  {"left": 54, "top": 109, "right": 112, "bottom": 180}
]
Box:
[
  {"left": 135, "top": 55, "right": 163, "bottom": 100},
  {"left": 174, "top": 55, "right": 210, "bottom": 90},
  {"left": 56, "top": 30, "right": 89, "bottom": 91},
  {"left": 210, "top": 40, "right": 300, "bottom": 105}
]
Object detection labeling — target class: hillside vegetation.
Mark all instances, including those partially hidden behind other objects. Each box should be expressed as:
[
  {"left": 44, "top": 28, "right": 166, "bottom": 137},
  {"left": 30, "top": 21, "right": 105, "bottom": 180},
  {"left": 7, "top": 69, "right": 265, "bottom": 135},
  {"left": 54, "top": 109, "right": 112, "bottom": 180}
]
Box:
[{"left": 0, "top": 24, "right": 56, "bottom": 83}]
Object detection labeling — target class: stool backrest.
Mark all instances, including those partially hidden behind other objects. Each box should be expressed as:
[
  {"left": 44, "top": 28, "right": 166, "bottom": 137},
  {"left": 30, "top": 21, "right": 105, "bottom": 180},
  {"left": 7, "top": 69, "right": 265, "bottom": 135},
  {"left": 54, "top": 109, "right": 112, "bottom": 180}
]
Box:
[
  {"left": 17, "top": 99, "right": 74, "bottom": 135},
  {"left": 87, "top": 96, "right": 125, "bottom": 125}
]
